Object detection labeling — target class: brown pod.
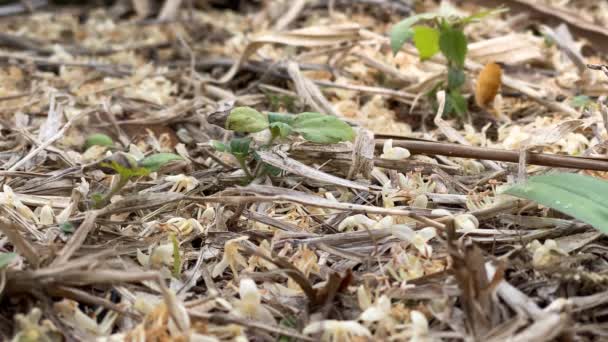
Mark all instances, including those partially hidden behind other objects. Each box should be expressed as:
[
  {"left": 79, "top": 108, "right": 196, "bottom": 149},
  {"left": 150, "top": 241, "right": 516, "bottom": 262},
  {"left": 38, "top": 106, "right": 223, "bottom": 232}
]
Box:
[{"left": 475, "top": 62, "right": 502, "bottom": 108}]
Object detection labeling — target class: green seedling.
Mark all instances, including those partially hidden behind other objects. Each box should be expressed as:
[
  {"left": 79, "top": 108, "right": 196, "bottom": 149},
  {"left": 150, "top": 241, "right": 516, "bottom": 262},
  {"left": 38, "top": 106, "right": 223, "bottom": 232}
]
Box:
[
  {"left": 84, "top": 133, "right": 114, "bottom": 150},
  {"left": 212, "top": 107, "right": 354, "bottom": 182},
  {"left": 92, "top": 152, "right": 183, "bottom": 208},
  {"left": 390, "top": 4, "right": 505, "bottom": 116}
]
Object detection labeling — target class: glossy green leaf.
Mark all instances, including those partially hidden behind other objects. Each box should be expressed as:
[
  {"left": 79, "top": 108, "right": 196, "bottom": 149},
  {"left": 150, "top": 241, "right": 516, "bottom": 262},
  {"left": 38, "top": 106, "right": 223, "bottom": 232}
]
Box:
[
  {"left": 138, "top": 153, "right": 183, "bottom": 172},
  {"left": 447, "top": 67, "right": 465, "bottom": 89},
  {"left": 269, "top": 122, "right": 293, "bottom": 138},
  {"left": 268, "top": 112, "right": 296, "bottom": 125},
  {"left": 229, "top": 137, "right": 252, "bottom": 158},
  {"left": 449, "top": 90, "right": 467, "bottom": 115},
  {"left": 439, "top": 26, "right": 467, "bottom": 67},
  {"left": 85, "top": 133, "right": 113, "bottom": 149},
  {"left": 0, "top": 252, "right": 16, "bottom": 269},
  {"left": 292, "top": 112, "right": 355, "bottom": 143},
  {"left": 504, "top": 173, "right": 608, "bottom": 233},
  {"left": 226, "top": 106, "right": 269, "bottom": 133},
  {"left": 412, "top": 26, "right": 440, "bottom": 60},
  {"left": 390, "top": 13, "right": 438, "bottom": 55},
  {"left": 211, "top": 140, "right": 229, "bottom": 152},
  {"left": 60, "top": 222, "right": 75, "bottom": 233}
]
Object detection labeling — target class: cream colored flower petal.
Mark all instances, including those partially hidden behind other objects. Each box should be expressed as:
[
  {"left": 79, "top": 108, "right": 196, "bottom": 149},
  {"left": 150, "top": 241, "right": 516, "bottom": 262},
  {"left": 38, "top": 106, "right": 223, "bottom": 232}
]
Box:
[
  {"left": 360, "top": 306, "right": 386, "bottom": 322},
  {"left": 136, "top": 249, "right": 150, "bottom": 267},
  {"left": 39, "top": 204, "right": 54, "bottom": 225},
  {"left": 411, "top": 194, "right": 428, "bottom": 208},
  {"left": 239, "top": 278, "right": 261, "bottom": 305},
  {"left": 417, "top": 227, "right": 437, "bottom": 242},
  {"left": 357, "top": 285, "right": 372, "bottom": 310},
  {"left": 374, "top": 216, "right": 394, "bottom": 229},
  {"left": 382, "top": 139, "right": 393, "bottom": 155},
  {"left": 212, "top": 258, "right": 230, "bottom": 278},
  {"left": 454, "top": 214, "right": 478, "bottom": 233},
  {"left": 392, "top": 224, "right": 416, "bottom": 242},
  {"left": 410, "top": 310, "right": 429, "bottom": 334}
]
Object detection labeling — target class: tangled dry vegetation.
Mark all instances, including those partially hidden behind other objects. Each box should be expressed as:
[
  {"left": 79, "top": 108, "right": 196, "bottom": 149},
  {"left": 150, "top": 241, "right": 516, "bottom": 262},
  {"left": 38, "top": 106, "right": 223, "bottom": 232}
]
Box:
[{"left": 3, "top": 0, "right": 608, "bottom": 341}]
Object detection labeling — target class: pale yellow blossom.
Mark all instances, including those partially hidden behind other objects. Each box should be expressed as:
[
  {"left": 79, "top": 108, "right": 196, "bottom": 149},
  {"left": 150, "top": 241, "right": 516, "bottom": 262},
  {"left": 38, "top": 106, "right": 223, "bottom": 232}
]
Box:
[
  {"left": 381, "top": 139, "right": 410, "bottom": 160},
  {"left": 233, "top": 278, "right": 275, "bottom": 323},
  {"left": 303, "top": 320, "right": 371, "bottom": 341},
  {"left": 392, "top": 225, "right": 436, "bottom": 257}
]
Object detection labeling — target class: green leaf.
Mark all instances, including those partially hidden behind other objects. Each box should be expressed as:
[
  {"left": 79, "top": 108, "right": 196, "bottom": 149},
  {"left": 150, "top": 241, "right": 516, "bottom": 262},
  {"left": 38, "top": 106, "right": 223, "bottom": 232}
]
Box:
[
  {"left": 85, "top": 133, "right": 113, "bottom": 149},
  {"left": 226, "top": 106, "right": 269, "bottom": 133},
  {"left": 268, "top": 112, "right": 296, "bottom": 125},
  {"left": 449, "top": 90, "right": 468, "bottom": 115},
  {"left": 138, "top": 153, "right": 183, "bottom": 172},
  {"left": 229, "top": 137, "right": 252, "bottom": 159},
  {"left": 269, "top": 122, "right": 293, "bottom": 138},
  {"left": 263, "top": 163, "right": 282, "bottom": 177},
  {"left": 412, "top": 26, "right": 440, "bottom": 60},
  {"left": 100, "top": 160, "right": 149, "bottom": 179},
  {"left": 447, "top": 67, "right": 465, "bottom": 89},
  {"left": 390, "top": 13, "right": 438, "bottom": 55},
  {"left": 571, "top": 95, "right": 592, "bottom": 109},
  {"left": 504, "top": 173, "right": 608, "bottom": 233},
  {"left": 439, "top": 26, "right": 468, "bottom": 67},
  {"left": 0, "top": 252, "right": 16, "bottom": 269},
  {"left": 60, "top": 222, "right": 75, "bottom": 233},
  {"left": 211, "top": 140, "right": 229, "bottom": 152},
  {"left": 292, "top": 112, "right": 355, "bottom": 143}
]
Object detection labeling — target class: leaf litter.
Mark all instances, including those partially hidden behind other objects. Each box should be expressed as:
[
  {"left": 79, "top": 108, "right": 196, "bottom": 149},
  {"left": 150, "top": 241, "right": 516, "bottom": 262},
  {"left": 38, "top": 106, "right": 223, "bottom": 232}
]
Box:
[{"left": 2, "top": 0, "right": 608, "bottom": 341}]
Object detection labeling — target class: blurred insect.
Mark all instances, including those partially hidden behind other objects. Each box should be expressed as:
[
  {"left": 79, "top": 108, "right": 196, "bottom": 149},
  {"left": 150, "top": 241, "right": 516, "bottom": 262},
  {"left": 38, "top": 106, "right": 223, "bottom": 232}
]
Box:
[{"left": 475, "top": 62, "right": 502, "bottom": 108}]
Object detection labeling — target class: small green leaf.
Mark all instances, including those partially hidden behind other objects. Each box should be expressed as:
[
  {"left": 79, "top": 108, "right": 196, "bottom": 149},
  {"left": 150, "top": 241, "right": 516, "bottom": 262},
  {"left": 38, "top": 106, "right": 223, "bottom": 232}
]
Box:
[
  {"left": 449, "top": 90, "right": 468, "bottom": 115},
  {"left": 0, "top": 252, "right": 16, "bottom": 269},
  {"left": 439, "top": 26, "right": 468, "bottom": 67},
  {"left": 268, "top": 112, "right": 296, "bottom": 125},
  {"left": 100, "top": 160, "right": 149, "bottom": 179},
  {"left": 504, "top": 173, "right": 608, "bottom": 233},
  {"left": 211, "top": 140, "right": 229, "bottom": 152},
  {"left": 229, "top": 137, "right": 252, "bottom": 159},
  {"left": 263, "top": 163, "right": 282, "bottom": 177},
  {"left": 448, "top": 67, "right": 465, "bottom": 89},
  {"left": 60, "top": 222, "right": 75, "bottom": 233},
  {"left": 91, "top": 193, "right": 104, "bottom": 207},
  {"left": 571, "top": 95, "right": 592, "bottom": 109},
  {"left": 412, "top": 26, "right": 440, "bottom": 60},
  {"left": 226, "top": 106, "right": 269, "bottom": 133},
  {"left": 138, "top": 153, "right": 183, "bottom": 172},
  {"left": 85, "top": 133, "right": 113, "bottom": 149},
  {"left": 390, "top": 13, "right": 438, "bottom": 55},
  {"left": 292, "top": 112, "right": 355, "bottom": 143},
  {"left": 269, "top": 122, "right": 293, "bottom": 138}
]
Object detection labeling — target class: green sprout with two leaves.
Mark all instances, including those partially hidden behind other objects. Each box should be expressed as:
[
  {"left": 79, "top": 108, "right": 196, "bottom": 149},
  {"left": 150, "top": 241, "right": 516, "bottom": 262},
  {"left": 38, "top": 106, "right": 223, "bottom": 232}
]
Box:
[
  {"left": 85, "top": 133, "right": 183, "bottom": 208},
  {"left": 212, "top": 106, "right": 355, "bottom": 182},
  {"left": 390, "top": 5, "right": 505, "bottom": 116}
]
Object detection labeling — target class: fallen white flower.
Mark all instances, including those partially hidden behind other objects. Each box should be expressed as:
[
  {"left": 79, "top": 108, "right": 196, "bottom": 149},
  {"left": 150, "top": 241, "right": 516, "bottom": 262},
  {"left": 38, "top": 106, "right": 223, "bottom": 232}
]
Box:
[
  {"left": 381, "top": 139, "right": 410, "bottom": 160},
  {"left": 303, "top": 320, "right": 371, "bottom": 341},
  {"left": 233, "top": 278, "right": 275, "bottom": 323},
  {"left": 392, "top": 225, "right": 436, "bottom": 258}
]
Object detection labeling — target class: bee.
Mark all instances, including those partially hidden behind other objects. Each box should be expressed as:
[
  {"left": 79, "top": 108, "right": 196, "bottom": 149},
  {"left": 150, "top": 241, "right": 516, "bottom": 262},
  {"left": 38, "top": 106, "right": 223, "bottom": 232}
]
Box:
[{"left": 475, "top": 62, "right": 503, "bottom": 109}]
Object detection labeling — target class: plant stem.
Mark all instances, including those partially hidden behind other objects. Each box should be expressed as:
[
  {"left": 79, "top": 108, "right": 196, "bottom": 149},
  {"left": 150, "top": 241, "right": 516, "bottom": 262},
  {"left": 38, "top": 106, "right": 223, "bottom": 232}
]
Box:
[
  {"left": 237, "top": 157, "right": 254, "bottom": 180},
  {"left": 96, "top": 175, "right": 130, "bottom": 208}
]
